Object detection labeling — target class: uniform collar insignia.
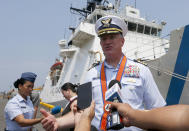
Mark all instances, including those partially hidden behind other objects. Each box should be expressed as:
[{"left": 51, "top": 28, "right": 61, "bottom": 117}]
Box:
[{"left": 101, "top": 18, "right": 112, "bottom": 27}]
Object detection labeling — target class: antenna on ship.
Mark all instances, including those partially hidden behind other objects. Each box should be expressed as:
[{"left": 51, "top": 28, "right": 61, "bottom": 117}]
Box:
[
  {"left": 135, "top": 0, "right": 136, "bottom": 8},
  {"left": 114, "top": 0, "right": 121, "bottom": 13},
  {"left": 70, "top": 0, "right": 103, "bottom": 18}
]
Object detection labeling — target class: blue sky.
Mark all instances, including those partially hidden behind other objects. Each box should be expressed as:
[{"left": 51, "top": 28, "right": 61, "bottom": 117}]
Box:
[{"left": 0, "top": 0, "right": 188, "bottom": 92}]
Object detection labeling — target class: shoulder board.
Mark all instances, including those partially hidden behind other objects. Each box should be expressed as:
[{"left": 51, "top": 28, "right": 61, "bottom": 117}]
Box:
[
  {"left": 133, "top": 59, "right": 148, "bottom": 66},
  {"left": 88, "top": 62, "right": 101, "bottom": 71}
]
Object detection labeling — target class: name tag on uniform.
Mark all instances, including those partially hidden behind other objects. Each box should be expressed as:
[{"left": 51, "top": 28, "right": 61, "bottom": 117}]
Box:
[{"left": 126, "top": 78, "right": 137, "bottom": 83}]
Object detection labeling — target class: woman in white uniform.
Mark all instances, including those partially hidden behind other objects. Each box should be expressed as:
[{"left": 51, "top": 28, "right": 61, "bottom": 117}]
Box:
[{"left": 4, "top": 72, "right": 43, "bottom": 131}]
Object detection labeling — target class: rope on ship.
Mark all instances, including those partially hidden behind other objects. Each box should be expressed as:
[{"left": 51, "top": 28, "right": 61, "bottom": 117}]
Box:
[{"left": 134, "top": 59, "right": 189, "bottom": 82}]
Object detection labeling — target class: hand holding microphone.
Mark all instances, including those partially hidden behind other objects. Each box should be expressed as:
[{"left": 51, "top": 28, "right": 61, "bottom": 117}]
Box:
[
  {"left": 109, "top": 102, "right": 133, "bottom": 127},
  {"left": 105, "top": 80, "right": 124, "bottom": 130}
]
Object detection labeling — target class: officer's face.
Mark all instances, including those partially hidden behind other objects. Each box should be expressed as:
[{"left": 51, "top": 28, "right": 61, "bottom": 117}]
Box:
[
  {"left": 100, "top": 33, "right": 124, "bottom": 57},
  {"left": 19, "top": 81, "right": 34, "bottom": 97}
]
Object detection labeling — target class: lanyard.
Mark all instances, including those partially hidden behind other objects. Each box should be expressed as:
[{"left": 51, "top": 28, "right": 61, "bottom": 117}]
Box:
[{"left": 100, "top": 55, "right": 127, "bottom": 131}]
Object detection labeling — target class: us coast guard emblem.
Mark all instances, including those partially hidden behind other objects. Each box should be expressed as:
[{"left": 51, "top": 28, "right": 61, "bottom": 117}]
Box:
[{"left": 101, "top": 18, "right": 112, "bottom": 27}]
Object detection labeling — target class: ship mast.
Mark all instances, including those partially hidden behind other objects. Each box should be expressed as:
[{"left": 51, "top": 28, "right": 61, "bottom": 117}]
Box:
[
  {"left": 135, "top": 0, "right": 136, "bottom": 8},
  {"left": 70, "top": 0, "right": 103, "bottom": 18},
  {"left": 70, "top": 0, "right": 123, "bottom": 17},
  {"left": 114, "top": 0, "right": 121, "bottom": 13}
]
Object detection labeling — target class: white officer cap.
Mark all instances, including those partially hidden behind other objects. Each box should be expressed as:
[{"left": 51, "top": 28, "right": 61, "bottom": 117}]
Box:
[{"left": 95, "top": 15, "right": 127, "bottom": 37}]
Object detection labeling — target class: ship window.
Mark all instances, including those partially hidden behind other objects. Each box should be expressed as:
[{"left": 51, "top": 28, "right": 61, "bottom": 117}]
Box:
[
  {"left": 137, "top": 24, "right": 144, "bottom": 33},
  {"left": 89, "top": 19, "right": 93, "bottom": 23},
  {"left": 89, "top": 16, "right": 95, "bottom": 23},
  {"left": 93, "top": 16, "right": 97, "bottom": 23},
  {"left": 125, "top": 20, "right": 128, "bottom": 25},
  {"left": 68, "top": 41, "right": 72, "bottom": 46},
  {"left": 130, "top": 11, "right": 136, "bottom": 14},
  {"left": 89, "top": 15, "right": 102, "bottom": 24},
  {"left": 151, "top": 28, "right": 157, "bottom": 36},
  {"left": 88, "top": 15, "right": 95, "bottom": 23},
  {"left": 144, "top": 26, "right": 151, "bottom": 35},
  {"left": 128, "top": 22, "right": 137, "bottom": 32},
  {"left": 164, "top": 47, "right": 169, "bottom": 53},
  {"left": 158, "top": 29, "right": 162, "bottom": 36},
  {"left": 97, "top": 15, "right": 102, "bottom": 20}
]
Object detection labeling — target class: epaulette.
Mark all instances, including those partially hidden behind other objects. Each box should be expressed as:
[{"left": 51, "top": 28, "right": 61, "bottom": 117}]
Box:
[
  {"left": 134, "top": 59, "right": 148, "bottom": 66},
  {"left": 87, "top": 61, "right": 101, "bottom": 71}
]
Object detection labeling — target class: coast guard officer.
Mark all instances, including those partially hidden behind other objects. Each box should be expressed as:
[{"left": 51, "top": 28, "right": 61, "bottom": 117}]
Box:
[
  {"left": 84, "top": 15, "right": 166, "bottom": 131},
  {"left": 4, "top": 72, "right": 43, "bottom": 131}
]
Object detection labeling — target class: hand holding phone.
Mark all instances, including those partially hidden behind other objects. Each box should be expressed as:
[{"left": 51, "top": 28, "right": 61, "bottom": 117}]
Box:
[{"left": 77, "top": 82, "right": 92, "bottom": 110}]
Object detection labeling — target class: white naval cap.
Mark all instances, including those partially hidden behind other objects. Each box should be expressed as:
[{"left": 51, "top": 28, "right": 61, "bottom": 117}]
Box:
[{"left": 95, "top": 15, "right": 127, "bottom": 37}]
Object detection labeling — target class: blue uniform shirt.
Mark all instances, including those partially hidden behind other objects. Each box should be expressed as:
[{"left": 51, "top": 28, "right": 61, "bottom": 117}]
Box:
[
  {"left": 4, "top": 94, "right": 34, "bottom": 131},
  {"left": 85, "top": 58, "right": 166, "bottom": 131}
]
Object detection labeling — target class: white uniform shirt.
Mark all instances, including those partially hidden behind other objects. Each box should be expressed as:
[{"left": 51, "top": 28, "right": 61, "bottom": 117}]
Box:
[
  {"left": 85, "top": 58, "right": 166, "bottom": 131},
  {"left": 4, "top": 93, "right": 34, "bottom": 131}
]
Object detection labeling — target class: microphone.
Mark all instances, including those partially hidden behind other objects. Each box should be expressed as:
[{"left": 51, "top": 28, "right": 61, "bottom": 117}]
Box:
[
  {"left": 51, "top": 106, "right": 61, "bottom": 115},
  {"left": 108, "top": 79, "right": 121, "bottom": 89},
  {"left": 105, "top": 80, "right": 123, "bottom": 103},
  {"left": 105, "top": 80, "right": 124, "bottom": 130}
]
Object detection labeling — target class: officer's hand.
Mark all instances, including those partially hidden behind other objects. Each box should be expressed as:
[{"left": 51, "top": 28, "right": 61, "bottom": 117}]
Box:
[
  {"left": 109, "top": 102, "right": 133, "bottom": 127},
  {"left": 40, "top": 108, "right": 58, "bottom": 131}
]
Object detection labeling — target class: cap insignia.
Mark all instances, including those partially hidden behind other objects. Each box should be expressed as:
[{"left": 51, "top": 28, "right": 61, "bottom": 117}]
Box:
[{"left": 101, "top": 18, "right": 112, "bottom": 27}]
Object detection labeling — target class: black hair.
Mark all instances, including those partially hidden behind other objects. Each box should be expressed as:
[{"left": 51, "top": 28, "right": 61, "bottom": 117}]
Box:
[
  {"left": 61, "top": 82, "right": 78, "bottom": 93},
  {"left": 13, "top": 78, "right": 27, "bottom": 88}
]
